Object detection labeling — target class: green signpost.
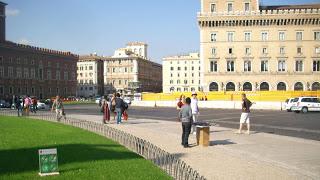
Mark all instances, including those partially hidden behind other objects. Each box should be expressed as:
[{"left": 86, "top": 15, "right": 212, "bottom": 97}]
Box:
[{"left": 38, "top": 148, "right": 59, "bottom": 176}]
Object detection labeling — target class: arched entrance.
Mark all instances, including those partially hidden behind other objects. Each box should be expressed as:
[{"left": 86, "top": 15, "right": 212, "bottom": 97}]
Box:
[
  {"left": 277, "top": 82, "right": 286, "bottom": 91},
  {"left": 243, "top": 82, "right": 252, "bottom": 91},
  {"left": 294, "top": 82, "right": 304, "bottom": 91},
  {"left": 312, "top": 82, "right": 320, "bottom": 91},
  {"left": 260, "top": 82, "right": 269, "bottom": 91},
  {"left": 226, "top": 82, "right": 235, "bottom": 91},
  {"left": 209, "top": 82, "right": 219, "bottom": 91}
]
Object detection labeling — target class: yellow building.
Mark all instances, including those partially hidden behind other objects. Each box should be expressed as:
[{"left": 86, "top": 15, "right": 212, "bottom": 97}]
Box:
[
  {"left": 198, "top": 0, "right": 320, "bottom": 92},
  {"left": 162, "top": 53, "right": 201, "bottom": 93}
]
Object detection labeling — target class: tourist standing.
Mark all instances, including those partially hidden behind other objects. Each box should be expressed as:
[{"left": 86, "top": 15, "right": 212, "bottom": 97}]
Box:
[
  {"left": 14, "top": 95, "right": 22, "bottom": 117},
  {"left": 237, "top": 93, "right": 252, "bottom": 134},
  {"left": 101, "top": 95, "right": 110, "bottom": 124},
  {"left": 110, "top": 93, "right": 117, "bottom": 121},
  {"left": 115, "top": 93, "right": 125, "bottom": 124},
  {"left": 24, "top": 95, "right": 32, "bottom": 116},
  {"left": 51, "top": 95, "right": 64, "bottom": 122},
  {"left": 179, "top": 97, "right": 193, "bottom": 148},
  {"left": 190, "top": 92, "right": 199, "bottom": 134}
]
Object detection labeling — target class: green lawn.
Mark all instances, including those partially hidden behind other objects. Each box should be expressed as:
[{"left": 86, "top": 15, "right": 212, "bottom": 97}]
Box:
[{"left": 0, "top": 116, "right": 171, "bottom": 180}]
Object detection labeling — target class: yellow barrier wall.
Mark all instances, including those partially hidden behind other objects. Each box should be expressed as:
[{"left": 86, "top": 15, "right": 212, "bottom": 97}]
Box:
[{"left": 142, "top": 91, "right": 320, "bottom": 102}]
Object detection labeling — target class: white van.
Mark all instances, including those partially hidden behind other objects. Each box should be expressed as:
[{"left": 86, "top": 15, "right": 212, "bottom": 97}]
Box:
[
  {"left": 291, "top": 97, "right": 320, "bottom": 113},
  {"left": 284, "top": 98, "right": 295, "bottom": 112}
]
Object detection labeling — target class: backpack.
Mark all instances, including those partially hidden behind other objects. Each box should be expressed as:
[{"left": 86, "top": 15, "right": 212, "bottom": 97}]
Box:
[{"left": 123, "top": 102, "right": 128, "bottom": 110}]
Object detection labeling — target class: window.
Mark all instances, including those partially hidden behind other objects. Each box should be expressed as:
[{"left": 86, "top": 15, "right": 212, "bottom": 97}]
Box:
[
  {"left": 170, "top": 80, "right": 173, "bottom": 84},
  {"left": 210, "top": 4, "right": 216, "bottom": 12},
  {"left": 313, "top": 60, "right": 320, "bottom": 71},
  {"left": 184, "top": 67, "right": 187, "bottom": 71},
  {"left": 296, "top": 32, "right": 303, "bottom": 41},
  {"left": 244, "top": 32, "right": 251, "bottom": 41},
  {"left": 192, "top": 66, "right": 194, "bottom": 71},
  {"left": 16, "top": 67, "right": 22, "bottom": 78},
  {"left": 47, "top": 70, "right": 51, "bottom": 80},
  {"left": 30, "top": 69, "right": 35, "bottom": 79},
  {"left": 170, "top": 73, "right": 173, "bottom": 77},
  {"left": 227, "top": 32, "right": 234, "bottom": 42},
  {"left": 8, "top": 67, "right": 13, "bottom": 78},
  {"left": 262, "top": 48, "right": 268, "bottom": 54},
  {"left": 297, "top": 47, "right": 302, "bottom": 54},
  {"left": 227, "top": 61, "right": 234, "bottom": 72},
  {"left": 56, "top": 71, "right": 60, "bottom": 80},
  {"left": 210, "top": 61, "right": 217, "bottom": 72},
  {"left": 0, "top": 56, "right": 3, "bottom": 63},
  {"left": 261, "top": 60, "right": 268, "bottom": 72},
  {"left": 280, "top": 47, "right": 285, "bottom": 54},
  {"left": 89, "top": 66, "right": 93, "bottom": 70},
  {"left": 314, "top": 32, "right": 320, "bottom": 40},
  {"left": 184, "top": 80, "right": 188, "bottom": 84},
  {"left": 315, "top": 47, "right": 320, "bottom": 54},
  {"left": 0, "top": 66, "right": 3, "bottom": 77},
  {"left": 211, "top": 33, "right": 217, "bottom": 42},
  {"left": 279, "top": 32, "right": 285, "bottom": 41},
  {"left": 261, "top": 32, "right": 268, "bottom": 41},
  {"left": 244, "top": 61, "right": 251, "bottom": 72},
  {"left": 228, "top": 48, "right": 233, "bottom": 54},
  {"left": 170, "top": 67, "right": 174, "bottom": 71},
  {"left": 245, "top": 47, "right": 251, "bottom": 55},
  {"left": 118, "top": 80, "right": 121, "bottom": 85},
  {"left": 192, "top": 73, "right": 194, "bottom": 77},
  {"left": 295, "top": 60, "right": 303, "bottom": 72},
  {"left": 64, "top": 72, "right": 68, "bottom": 80},
  {"left": 177, "top": 67, "right": 181, "bottom": 71},
  {"left": 177, "top": 80, "right": 180, "bottom": 84},
  {"left": 227, "top": 3, "right": 233, "bottom": 12},
  {"left": 211, "top": 48, "right": 216, "bottom": 55},
  {"left": 278, "top": 60, "right": 286, "bottom": 72},
  {"left": 244, "top": 3, "right": 250, "bottom": 11},
  {"left": 23, "top": 68, "right": 29, "bottom": 79},
  {"left": 177, "top": 73, "right": 180, "bottom": 77},
  {"left": 113, "top": 68, "right": 116, "bottom": 73}
]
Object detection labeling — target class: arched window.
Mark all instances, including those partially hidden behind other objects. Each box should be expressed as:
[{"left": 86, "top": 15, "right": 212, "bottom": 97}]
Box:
[
  {"left": 312, "top": 82, "right": 320, "bottom": 91},
  {"left": 170, "top": 87, "right": 174, "bottom": 92},
  {"left": 260, "top": 82, "right": 269, "bottom": 91},
  {"left": 277, "top": 82, "right": 286, "bottom": 91},
  {"left": 209, "top": 82, "right": 219, "bottom": 91},
  {"left": 226, "top": 82, "right": 235, "bottom": 91},
  {"left": 294, "top": 82, "right": 304, "bottom": 91},
  {"left": 243, "top": 82, "right": 252, "bottom": 91}
]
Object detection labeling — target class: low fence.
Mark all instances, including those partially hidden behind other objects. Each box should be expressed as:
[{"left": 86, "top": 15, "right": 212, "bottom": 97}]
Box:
[
  {"left": 142, "top": 91, "right": 320, "bottom": 102},
  {"left": 0, "top": 110, "right": 206, "bottom": 180}
]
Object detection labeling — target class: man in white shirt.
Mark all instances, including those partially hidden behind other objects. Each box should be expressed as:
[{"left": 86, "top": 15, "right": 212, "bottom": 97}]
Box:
[{"left": 190, "top": 92, "right": 199, "bottom": 134}]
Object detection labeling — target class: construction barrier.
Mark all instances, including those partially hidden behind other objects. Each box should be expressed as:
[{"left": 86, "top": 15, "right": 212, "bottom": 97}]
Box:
[{"left": 142, "top": 91, "right": 320, "bottom": 102}]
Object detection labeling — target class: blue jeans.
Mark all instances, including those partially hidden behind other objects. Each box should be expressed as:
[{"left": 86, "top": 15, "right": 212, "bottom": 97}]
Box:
[{"left": 116, "top": 108, "right": 122, "bottom": 124}]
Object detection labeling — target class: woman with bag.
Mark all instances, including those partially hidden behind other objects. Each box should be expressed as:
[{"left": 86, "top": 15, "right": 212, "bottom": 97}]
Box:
[{"left": 101, "top": 95, "right": 110, "bottom": 124}]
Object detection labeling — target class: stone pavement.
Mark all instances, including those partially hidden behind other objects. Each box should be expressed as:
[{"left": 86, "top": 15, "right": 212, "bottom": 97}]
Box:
[{"left": 70, "top": 114, "right": 320, "bottom": 180}]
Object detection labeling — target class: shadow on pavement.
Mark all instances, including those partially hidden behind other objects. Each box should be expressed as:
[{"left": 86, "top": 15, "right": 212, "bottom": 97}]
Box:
[{"left": 210, "top": 139, "right": 236, "bottom": 146}]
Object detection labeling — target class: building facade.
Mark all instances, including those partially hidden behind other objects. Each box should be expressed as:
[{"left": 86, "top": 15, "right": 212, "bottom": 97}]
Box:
[
  {"left": 163, "top": 53, "right": 201, "bottom": 93},
  {"left": 77, "top": 55, "right": 104, "bottom": 98},
  {"left": 104, "top": 42, "right": 162, "bottom": 95},
  {"left": 198, "top": 0, "right": 320, "bottom": 92},
  {"left": 0, "top": 1, "right": 78, "bottom": 100}
]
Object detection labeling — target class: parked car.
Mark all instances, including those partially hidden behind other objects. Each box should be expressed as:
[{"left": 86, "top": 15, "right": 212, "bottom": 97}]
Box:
[
  {"left": 284, "top": 98, "right": 295, "bottom": 112},
  {"left": 37, "top": 102, "right": 47, "bottom": 109},
  {"left": 123, "top": 97, "right": 131, "bottom": 105},
  {"left": 95, "top": 96, "right": 102, "bottom": 105},
  {"left": 291, "top": 97, "right": 320, "bottom": 113},
  {"left": 0, "top": 100, "right": 11, "bottom": 108}
]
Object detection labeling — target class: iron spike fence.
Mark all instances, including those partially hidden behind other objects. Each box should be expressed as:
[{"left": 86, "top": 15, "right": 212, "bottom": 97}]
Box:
[{"left": 0, "top": 109, "right": 206, "bottom": 180}]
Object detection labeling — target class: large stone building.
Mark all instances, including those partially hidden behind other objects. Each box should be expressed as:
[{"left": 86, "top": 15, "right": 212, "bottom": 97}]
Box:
[
  {"left": 0, "top": 1, "right": 78, "bottom": 100},
  {"left": 104, "top": 42, "right": 162, "bottom": 95},
  {"left": 198, "top": 0, "right": 320, "bottom": 92},
  {"left": 163, "top": 53, "right": 201, "bottom": 93},
  {"left": 77, "top": 54, "right": 104, "bottom": 98}
]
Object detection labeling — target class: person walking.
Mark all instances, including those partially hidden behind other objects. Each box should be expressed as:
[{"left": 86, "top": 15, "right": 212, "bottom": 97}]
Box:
[
  {"left": 237, "top": 93, "right": 253, "bottom": 134},
  {"left": 31, "top": 97, "right": 38, "bottom": 114},
  {"left": 110, "top": 93, "right": 117, "bottom": 121},
  {"left": 115, "top": 93, "right": 125, "bottom": 124},
  {"left": 14, "top": 95, "right": 22, "bottom": 117},
  {"left": 179, "top": 97, "right": 193, "bottom": 148},
  {"left": 190, "top": 92, "right": 199, "bottom": 134},
  {"left": 24, "top": 95, "right": 32, "bottom": 116},
  {"left": 101, "top": 95, "right": 110, "bottom": 124},
  {"left": 51, "top": 95, "right": 64, "bottom": 122}
]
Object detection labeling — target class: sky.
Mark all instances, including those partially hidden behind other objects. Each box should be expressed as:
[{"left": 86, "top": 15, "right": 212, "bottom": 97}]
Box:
[{"left": 4, "top": 0, "right": 320, "bottom": 64}]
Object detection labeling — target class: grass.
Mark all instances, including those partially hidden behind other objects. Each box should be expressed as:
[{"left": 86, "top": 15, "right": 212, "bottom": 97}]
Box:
[{"left": 0, "top": 116, "right": 171, "bottom": 180}]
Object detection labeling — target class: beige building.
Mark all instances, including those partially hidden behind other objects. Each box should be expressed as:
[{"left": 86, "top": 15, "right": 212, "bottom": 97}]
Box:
[
  {"left": 104, "top": 42, "right": 162, "bottom": 95},
  {"left": 198, "top": 0, "right": 320, "bottom": 92},
  {"left": 77, "top": 54, "right": 104, "bottom": 97},
  {"left": 163, "top": 53, "right": 201, "bottom": 93}
]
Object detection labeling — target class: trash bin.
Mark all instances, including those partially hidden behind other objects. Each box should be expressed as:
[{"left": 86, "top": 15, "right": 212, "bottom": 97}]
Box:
[{"left": 196, "top": 125, "right": 210, "bottom": 147}]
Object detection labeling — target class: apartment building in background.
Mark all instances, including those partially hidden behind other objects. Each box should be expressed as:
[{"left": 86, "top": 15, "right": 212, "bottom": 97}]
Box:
[
  {"left": 77, "top": 54, "right": 104, "bottom": 98},
  {"left": 198, "top": 0, "right": 320, "bottom": 92},
  {"left": 0, "top": 1, "right": 78, "bottom": 100},
  {"left": 103, "top": 42, "right": 162, "bottom": 95},
  {"left": 163, "top": 53, "right": 201, "bottom": 93}
]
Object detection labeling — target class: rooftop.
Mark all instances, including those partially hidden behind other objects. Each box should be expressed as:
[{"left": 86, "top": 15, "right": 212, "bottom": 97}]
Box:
[
  {"left": 126, "top": 42, "right": 147, "bottom": 46},
  {"left": 260, "top": 4, "right": 320, "bottom": 10}
]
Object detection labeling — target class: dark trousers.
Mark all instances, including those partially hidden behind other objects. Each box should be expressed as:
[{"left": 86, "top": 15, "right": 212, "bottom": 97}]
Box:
[{"left": 181, "top": 122, "right": 191, "bottom": 146}]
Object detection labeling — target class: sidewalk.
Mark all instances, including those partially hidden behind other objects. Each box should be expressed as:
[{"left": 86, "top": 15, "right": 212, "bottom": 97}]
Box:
[{"left": 70, "top": 114, "right": 320, "bottom": 180}]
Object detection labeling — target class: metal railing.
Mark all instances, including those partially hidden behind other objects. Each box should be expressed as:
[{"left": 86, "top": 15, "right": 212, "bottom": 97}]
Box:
[{"left": 0, "top": 109, "right": 206, "bottom": 180}]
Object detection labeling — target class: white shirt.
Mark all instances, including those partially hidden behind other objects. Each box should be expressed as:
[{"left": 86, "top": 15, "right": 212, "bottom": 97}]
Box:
[{"left": 190, "top": 98, "right": 199, "bottom": 114}]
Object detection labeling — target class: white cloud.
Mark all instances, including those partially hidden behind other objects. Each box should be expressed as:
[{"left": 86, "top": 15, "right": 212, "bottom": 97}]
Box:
[
  {"left": 6, "top": 9, "right": 20, "bottom": 16},
  {"left": 18, "top": 38, "right": 31, "bottom": 45}
]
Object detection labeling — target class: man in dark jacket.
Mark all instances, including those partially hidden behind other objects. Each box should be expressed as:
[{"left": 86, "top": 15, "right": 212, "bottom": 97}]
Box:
[
  {"left": 14, "top": 95, "right": 22, "bottom": 117},
  {"left": 115, "top": 93, "right": 125, "bottom": 124},
  {"left": 179, "top": 97, "right": 193, "bottom": 148}
]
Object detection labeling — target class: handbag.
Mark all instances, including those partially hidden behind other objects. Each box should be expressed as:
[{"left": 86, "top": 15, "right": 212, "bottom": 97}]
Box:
[{"left": 122, "top": 111, "right": 128, "bottom": 121}]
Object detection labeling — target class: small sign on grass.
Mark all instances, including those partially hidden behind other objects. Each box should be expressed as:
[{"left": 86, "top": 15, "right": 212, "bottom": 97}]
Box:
[{"left": 38, "top": 148, "right": 59, "bottom": 176}]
